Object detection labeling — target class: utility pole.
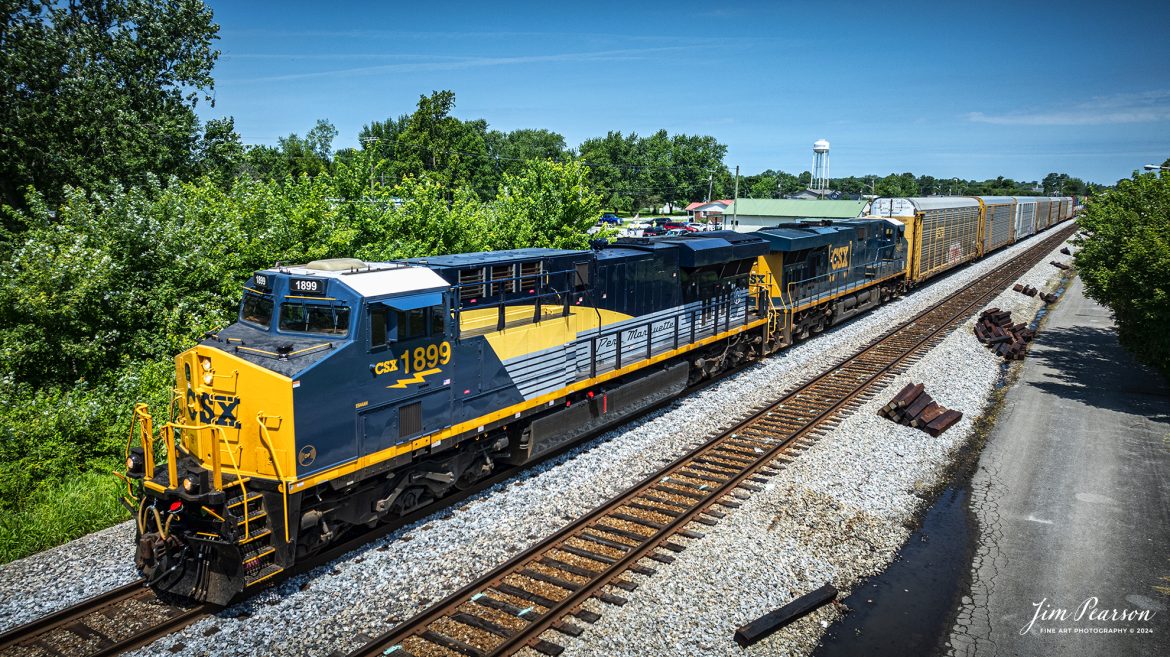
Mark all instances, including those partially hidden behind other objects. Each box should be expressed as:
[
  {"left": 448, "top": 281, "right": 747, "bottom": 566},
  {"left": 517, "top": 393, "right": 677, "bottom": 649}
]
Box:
[
  {"left": 732, "top": 165, "right": 740, "bottom": 228},
  {"left": 706, "top": 173, "right": 714, "bottom": 203}
]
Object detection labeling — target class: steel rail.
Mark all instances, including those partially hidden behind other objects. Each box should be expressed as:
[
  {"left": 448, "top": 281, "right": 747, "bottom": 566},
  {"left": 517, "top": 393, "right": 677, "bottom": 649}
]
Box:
[{"left": 0, "top": 582, "right": 209, "bottom": 657}]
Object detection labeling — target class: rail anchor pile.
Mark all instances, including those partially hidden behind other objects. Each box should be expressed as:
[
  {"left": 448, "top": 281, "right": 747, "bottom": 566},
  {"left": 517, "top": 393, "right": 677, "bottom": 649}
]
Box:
[{"left": 1012, "top": 284, "right": 1057, "bottom": 303}]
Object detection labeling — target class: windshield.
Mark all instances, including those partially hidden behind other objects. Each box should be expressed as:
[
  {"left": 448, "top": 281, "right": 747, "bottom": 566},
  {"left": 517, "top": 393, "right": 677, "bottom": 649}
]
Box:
[
  {"left": 279, "top": 302, "right": 351, "bottom": 336},
  {"left": 241, "top": 293, "right": 274, "bottom": 328}
]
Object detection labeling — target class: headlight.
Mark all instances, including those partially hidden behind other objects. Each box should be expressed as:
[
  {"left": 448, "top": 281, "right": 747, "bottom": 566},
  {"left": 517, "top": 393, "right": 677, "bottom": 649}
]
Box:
[
  {"left": 203, "top": 372, "right": 213, "bottom": 385},
  {"left": 182, "top": 474, "right": 199, "bottom": 494},
  {"left": 201, "top": 358, "right": 212, "bottom": 372},
  {"left": 126, "top": 448, "right": 145, "bottom": 475}
]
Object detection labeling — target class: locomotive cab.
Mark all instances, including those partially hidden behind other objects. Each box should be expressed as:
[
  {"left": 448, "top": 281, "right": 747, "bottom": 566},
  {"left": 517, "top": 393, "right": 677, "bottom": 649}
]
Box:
[
  {"left": 750, "top": 219, "right": 907, "bottom": 344},
  {"left": 122, "top": 260, "right": 373, "bottom": 604}
]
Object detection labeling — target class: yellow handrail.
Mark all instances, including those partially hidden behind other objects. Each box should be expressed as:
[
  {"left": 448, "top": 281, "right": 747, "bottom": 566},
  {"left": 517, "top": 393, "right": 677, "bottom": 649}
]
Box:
[
  {"left": 165, "top": 420, "right": 252, "bottom": 540},
  {"left": 257, "top": 414, "right": 291, "bottom": 543},
  {"left": 127, "top": 406, "right": 257, "bottom": 540}
]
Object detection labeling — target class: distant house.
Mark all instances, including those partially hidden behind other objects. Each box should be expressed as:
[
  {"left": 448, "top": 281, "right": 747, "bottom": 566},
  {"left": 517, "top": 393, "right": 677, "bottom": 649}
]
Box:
[
  {"left": 788, "top": 188, "right": 854, "bottom": 200},
  {"left": 684, "top": 199, "right": 733, "bottom": 221},
  {"left": 721, "top": 199, "right": 869, "bottom": 232}
]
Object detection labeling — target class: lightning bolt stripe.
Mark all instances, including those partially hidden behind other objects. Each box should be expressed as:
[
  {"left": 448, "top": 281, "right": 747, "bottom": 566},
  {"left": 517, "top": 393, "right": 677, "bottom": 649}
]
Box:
[{"left": 386, "top": 368, "right": 442, "bottom": 389}]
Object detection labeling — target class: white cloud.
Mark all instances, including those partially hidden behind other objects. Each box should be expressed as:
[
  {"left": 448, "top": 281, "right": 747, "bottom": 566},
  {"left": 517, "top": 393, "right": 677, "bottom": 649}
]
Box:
[
  {"left": 220, "top": 47, "right": 685, "bottom": 84},
  {"left": 967, "top": 89, "right": 1170, "bottom": 125}
]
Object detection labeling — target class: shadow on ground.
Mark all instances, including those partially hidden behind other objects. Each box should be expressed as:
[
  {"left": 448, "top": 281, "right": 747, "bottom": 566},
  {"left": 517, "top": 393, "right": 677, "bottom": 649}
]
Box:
[{"left": 1026, "top": 324, "right": 1170, "bottom": 423}]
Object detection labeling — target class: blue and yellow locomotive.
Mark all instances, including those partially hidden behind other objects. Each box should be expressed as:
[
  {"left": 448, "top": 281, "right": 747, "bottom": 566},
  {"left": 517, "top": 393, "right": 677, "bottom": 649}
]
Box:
[{"left": 124, "top": 219, "right": 918, "bottom": 603}]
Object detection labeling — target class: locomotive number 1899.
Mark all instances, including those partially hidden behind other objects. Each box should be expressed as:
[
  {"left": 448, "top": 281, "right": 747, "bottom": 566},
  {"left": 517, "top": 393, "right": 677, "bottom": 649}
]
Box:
[{"left": 399, "top": 341, "right": 451, "bottom": 374}]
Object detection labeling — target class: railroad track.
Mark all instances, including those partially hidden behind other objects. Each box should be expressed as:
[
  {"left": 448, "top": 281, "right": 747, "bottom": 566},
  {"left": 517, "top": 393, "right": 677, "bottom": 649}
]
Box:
[
  {"left": 345, "top": 224, "right": 1078, "bottom": 657},
  {"left": 0, "top": 580, "right": 207, "bottom": 657}
]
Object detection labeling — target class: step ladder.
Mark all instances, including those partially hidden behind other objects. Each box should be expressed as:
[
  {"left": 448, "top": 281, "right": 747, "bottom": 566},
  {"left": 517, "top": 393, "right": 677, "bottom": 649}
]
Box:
[{"left": 223, "top": 478, "right": 284, "bottom": 587}]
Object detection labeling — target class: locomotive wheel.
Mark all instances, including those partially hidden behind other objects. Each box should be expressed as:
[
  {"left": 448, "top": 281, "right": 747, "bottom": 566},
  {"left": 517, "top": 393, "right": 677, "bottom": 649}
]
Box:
[{"left": 392, "top": 486, "right": 434, "bottom": 515}]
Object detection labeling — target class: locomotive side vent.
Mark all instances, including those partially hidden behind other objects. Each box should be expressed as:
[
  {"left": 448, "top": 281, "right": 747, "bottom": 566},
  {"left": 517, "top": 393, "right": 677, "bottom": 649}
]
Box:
[{"left": 399, "top": 402, "right": 422, "bottom": 439}]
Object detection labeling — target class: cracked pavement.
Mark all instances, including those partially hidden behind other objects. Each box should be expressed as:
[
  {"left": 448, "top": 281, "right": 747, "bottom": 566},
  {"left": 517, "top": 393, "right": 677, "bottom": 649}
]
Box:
[{"left": 946, "top": 276, "right": 1170, "bottom": 657}]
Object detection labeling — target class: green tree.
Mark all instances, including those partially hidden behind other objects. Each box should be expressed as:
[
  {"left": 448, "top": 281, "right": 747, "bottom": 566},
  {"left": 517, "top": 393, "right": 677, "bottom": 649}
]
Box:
[
  {"left": 193, "top": 117, "right": 245, "bottom": 187},
  {"left": 0, "top": 0, "right": 220, "bottom": 210},
  {"left": 241, "top": 119, "right": 338, "bottom": 180},
  {"left": 579, "top": 131, "right": 641, "bottom": 213},
  {"left": 1042, "top": 172, "right": 1070, "bottom": 195},
  {"left": 357, "top": 113, "right": 410, "bottom": 186},
  {"left": 1074, "top": 169, "right": 1170, "bottom": 376},
  {"left": 668, "top": 134, "right": 728, "bottom": 206},
  {"left": 489, "top": 160, "right": 601, "bottom": 250},
  {"left": 488, "top": 128, "right": 568, "bottom": 176},
  {"left": 393, "top": 91, "right": 496, "bottom": 198}
]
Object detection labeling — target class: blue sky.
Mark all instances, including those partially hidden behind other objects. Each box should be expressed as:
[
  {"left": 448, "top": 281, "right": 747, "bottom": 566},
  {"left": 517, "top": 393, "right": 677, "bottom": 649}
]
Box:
[{"left": 203, "top": 0, "right": 1170, "bottom": 185}]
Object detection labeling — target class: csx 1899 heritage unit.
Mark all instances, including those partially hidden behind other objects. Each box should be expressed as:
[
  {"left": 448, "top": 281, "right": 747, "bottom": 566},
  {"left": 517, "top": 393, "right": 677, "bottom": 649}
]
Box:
[{"left": 123, "top": 196, "right": 1074, "bottom": 603}]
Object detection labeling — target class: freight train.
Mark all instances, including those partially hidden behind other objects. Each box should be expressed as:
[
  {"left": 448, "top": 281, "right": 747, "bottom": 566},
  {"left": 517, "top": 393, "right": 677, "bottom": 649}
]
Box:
[{"left": 122, "top": 196, "right": 1074, "bottom": 603}]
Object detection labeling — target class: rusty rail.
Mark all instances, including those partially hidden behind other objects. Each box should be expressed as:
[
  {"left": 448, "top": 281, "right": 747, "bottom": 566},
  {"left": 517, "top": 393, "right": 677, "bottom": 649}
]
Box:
[{"left": 0, "top": 582, "right": 210, "bottom": 657}]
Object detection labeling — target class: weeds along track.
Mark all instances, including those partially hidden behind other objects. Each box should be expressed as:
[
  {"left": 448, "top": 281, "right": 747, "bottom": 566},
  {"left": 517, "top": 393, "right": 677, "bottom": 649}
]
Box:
[{"left": 345, "top": 224, "right": 1077, "bottom": 657}]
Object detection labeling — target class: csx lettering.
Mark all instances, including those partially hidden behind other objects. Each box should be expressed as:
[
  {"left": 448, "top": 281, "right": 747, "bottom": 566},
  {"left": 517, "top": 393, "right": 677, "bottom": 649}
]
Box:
[
  {"left": 373, "top": 359, "right": 399, "bottom": 375},
  {"left": 196, "top": 393, "right": 242, "bottom": 428},
  {"left": 830, "top": 244, "right": 851, "bottom": 271}
]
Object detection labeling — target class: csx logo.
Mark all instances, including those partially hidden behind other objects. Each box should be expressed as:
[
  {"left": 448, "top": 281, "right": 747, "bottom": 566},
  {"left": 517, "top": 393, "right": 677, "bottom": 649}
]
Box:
[
  {"left": 748, "top": 274, "right": 768, "bottom": 285},
  {"left": 186, "top": 390, "right": 241, "bottom": 428},
  {"left": 372, "top": 358, "right": 399, "bottom": 375},
  {"left": 830, "top": 244, "right": 851, "bottom": 271}
]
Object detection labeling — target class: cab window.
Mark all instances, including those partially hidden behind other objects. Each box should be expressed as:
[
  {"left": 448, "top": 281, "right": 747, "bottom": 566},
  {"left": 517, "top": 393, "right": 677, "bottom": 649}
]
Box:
[
  {"left": 368, "top": 304, "right": 444, "bottom": 349},
  {"left": 279, "top": 302, "right": 350, "bottom": 336},
  {"left": 241, "top": 293, "right": 274, "bottom": 328}
]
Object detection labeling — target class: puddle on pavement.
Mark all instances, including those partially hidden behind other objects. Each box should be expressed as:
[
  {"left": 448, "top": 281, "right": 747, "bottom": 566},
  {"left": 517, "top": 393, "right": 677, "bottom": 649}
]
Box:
[{"left": 811, "top": 486, "right": 975, "bottom": 657}]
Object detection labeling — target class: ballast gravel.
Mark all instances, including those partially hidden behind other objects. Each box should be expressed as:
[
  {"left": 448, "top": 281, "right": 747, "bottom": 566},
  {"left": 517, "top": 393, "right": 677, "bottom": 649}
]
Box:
[{"left": 0, "top": 231, "right": 1076, "bottom": 657}]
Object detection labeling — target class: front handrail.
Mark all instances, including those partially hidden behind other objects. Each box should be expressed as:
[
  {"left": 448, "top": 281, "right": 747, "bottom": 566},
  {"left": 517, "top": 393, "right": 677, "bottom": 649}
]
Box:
[
  {"left": 130, "top": 403, "right": 176, "bottom": 489},
  {"left": 129, "top": 406, "right": 257, "bottom": 540},
  {"left": 164, "top": 420, "right": 253, "bottom": 540},
  {"left": 256, "top": 414, "right": 291, "bottom": 543}
]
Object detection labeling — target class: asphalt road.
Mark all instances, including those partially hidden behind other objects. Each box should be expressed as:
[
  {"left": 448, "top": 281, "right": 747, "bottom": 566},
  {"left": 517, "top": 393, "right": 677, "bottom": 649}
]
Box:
[{"left": 947, "top": 276, "right": 1170, "bottom": 656}]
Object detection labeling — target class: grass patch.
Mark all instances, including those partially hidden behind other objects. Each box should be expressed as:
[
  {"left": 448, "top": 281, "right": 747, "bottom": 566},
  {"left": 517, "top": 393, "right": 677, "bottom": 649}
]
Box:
[{"left": 0, "top": 464, "right": 130, "bottom": 563}]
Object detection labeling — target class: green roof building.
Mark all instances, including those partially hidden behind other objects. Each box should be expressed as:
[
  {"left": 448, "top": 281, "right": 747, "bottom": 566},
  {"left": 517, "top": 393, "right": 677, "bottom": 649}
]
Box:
[{"left": 722, "top": 199, "right": 869, "bottom": 232}]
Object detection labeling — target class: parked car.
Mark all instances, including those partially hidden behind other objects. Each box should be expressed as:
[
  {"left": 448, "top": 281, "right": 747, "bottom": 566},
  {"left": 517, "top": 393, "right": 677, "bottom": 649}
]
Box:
[
  {"left": 599, "top": 213, "right": 622, "bottom": 225},
  {"left": 641, "top": 225, "right": 666, "bottom": 236},
  {"left": 664, "top": 221, "right": 699, "bottom": 232},
  {"left": 664, "top": 228, "right": 689, "bottom": 237}
]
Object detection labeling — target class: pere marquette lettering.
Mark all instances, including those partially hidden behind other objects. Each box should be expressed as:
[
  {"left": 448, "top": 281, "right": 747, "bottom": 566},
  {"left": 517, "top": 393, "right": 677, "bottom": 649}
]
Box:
[{"left": 595, "top": 319, "right": 679, "bottom": 350}]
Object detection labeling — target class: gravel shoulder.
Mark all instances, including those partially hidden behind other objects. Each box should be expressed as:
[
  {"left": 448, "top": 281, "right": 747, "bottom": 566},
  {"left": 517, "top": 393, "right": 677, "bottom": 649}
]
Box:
[{"left": 0, "top": 231, "right": 1074, "bottom": 657}]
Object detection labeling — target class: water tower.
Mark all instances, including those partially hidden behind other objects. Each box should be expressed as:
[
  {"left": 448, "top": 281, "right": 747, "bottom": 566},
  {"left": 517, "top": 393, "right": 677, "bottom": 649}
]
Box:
[{"left": 812, "top": 139, "right": 830, "bottom": 197}]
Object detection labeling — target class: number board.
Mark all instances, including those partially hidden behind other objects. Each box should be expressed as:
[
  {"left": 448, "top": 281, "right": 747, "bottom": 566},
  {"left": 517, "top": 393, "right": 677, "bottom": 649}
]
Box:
[
  {"left": 289, "top": 277, "right": 326, "bottom": 296},
  {"left": 253, "top": 272, "right": 272, "bottom": 291}
]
